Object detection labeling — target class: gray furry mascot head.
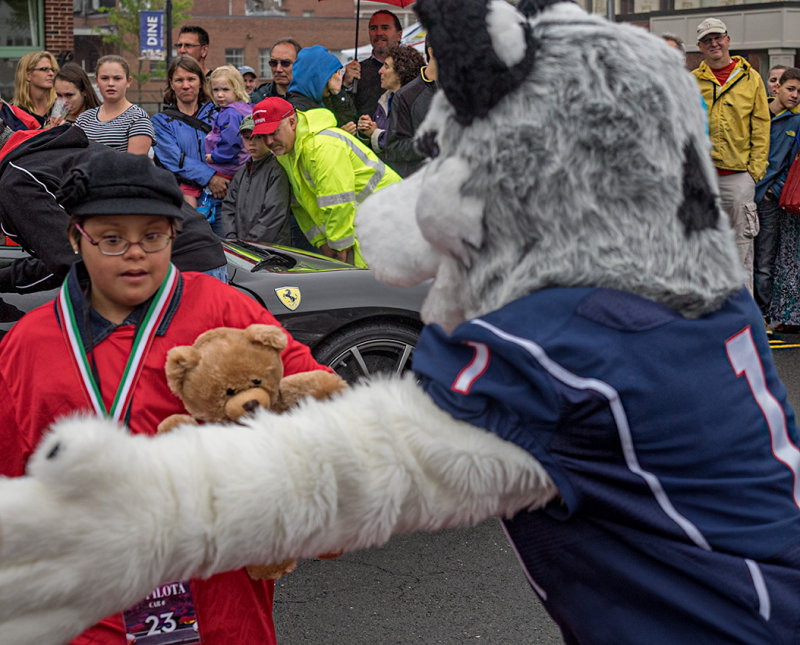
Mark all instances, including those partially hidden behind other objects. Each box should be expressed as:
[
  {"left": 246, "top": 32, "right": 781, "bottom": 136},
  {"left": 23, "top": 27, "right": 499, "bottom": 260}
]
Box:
[{"left": 357, "top": 0, "right": 743, "bottom": 331}]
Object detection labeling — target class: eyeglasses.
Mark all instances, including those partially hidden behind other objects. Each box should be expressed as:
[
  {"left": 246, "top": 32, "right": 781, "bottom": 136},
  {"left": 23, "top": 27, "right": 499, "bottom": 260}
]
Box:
[
  {"left": 33, "top": 66, "right": 55, "bottom": 73},
  {"left": 269, "top": 59, "right": 293, "bottom": 68},
  {"left": 699, "top": 34, "right": 727, "bottom": 45},
  {"left": 176, "top": 43, "right": 202, "bottom": 50},
  {"left": 74, "top": 222, "right": 174, "bottom": 256}
]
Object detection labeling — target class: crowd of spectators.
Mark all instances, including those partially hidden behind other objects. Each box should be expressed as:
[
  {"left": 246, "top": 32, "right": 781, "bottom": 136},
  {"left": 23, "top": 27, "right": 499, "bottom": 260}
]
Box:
[{"left": 685, "top": 17, "right": 800, "bottom": 332}]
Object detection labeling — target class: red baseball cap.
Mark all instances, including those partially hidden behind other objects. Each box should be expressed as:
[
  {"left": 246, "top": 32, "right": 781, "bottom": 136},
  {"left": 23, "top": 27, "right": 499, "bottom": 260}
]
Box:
[{"left": 252, "top": 97, "right": 296, "bottom": 136}]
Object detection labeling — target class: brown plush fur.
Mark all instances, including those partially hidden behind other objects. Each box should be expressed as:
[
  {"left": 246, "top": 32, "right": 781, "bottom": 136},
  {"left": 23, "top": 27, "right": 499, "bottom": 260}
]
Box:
[{"left": 158, "top": 324, "right": 348, "bottom": 579}]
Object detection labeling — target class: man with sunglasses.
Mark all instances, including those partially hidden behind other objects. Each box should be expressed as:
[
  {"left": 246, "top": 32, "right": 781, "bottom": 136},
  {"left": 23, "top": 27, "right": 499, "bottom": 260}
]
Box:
[
  {"left": 250, "top": 38, "right": 302, "bottom": 104},
  {"left": 692, "top": 17, "right": 770, "bottom": 295}
]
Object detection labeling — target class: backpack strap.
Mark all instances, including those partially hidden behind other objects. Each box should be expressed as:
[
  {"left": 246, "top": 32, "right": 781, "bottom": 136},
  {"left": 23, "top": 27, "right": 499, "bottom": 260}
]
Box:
[{"left": 161, "top": 107, "right": 213, "bottom": 134}]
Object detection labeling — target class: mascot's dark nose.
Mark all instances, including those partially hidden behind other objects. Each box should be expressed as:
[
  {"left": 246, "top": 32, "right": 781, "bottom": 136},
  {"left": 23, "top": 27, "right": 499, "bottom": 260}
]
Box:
[{"left": 242, "top": 400, "right": 261, "bottom": 413}]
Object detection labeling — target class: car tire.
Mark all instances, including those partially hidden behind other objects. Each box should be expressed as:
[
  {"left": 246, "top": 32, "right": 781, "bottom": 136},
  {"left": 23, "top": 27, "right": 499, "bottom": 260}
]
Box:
[{"left": 313, "top": 321, "right": 420, "bottom": 383}]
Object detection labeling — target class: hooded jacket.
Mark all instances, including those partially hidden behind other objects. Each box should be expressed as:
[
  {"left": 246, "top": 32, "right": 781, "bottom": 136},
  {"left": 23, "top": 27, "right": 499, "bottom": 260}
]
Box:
[
  {"left": 754, "top": 102, "right": 800, "bottom": 203},
  {"left": 0, "top": 126, "right": 224, "bottom": 293},
  {"left": 275, "top": 108, "right": 401, "bottom": 267},
  {"left": 693, "top": 56, "right": 770, "bottom": 182},
  {"left": 287, "top": 45, "right": 356, "bottom": 128}
]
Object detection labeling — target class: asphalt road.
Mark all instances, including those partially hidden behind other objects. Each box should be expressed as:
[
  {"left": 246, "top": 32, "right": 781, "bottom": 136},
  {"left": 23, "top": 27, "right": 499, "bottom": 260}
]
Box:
[
  {"left": 274, "top": 335, "right": 800, "bottom": 645},
  {"left": 274, "top": 519, "right": 563, "bottom": 644}
]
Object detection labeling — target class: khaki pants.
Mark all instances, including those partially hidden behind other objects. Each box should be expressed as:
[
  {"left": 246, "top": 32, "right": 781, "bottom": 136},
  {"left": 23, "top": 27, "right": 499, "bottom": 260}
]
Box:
[{"left": 717, "top": 171, "right": 759, "bottom": 294}]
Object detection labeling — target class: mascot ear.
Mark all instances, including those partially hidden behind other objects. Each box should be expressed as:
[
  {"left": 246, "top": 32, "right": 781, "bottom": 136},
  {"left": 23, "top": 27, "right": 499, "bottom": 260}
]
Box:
[
  {"left": 164, "top": 346, "right": 201, "bottom": 395},
  {"left": 415, "top": 0, "right": 535, "bottom": 125},
  {"left": 244, "top": 324, "right": 288, "bottom": 352}
]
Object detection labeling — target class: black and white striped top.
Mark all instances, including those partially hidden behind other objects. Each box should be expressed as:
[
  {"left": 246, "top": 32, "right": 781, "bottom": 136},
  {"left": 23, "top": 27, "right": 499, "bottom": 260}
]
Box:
[{"left": 76, "top": 105, "right": 155, "bottom": 152}]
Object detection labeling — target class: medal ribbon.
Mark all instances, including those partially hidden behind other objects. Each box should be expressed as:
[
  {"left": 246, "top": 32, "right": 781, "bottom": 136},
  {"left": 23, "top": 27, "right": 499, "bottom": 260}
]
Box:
[{"left": 57, "top": 264, "right": 179, "bottom": 422}]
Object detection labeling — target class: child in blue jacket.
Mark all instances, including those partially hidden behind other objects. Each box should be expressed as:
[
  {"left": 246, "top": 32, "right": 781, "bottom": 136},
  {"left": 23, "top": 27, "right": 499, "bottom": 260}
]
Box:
[{"left": 754, "top": 66, "right": 800, "bottom": 319}]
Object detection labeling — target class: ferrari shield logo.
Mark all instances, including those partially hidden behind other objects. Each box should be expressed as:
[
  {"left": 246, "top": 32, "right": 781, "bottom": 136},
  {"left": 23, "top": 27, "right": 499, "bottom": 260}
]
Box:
[{"left": 275, "top": 286, "right": 301, "bottom": 311}]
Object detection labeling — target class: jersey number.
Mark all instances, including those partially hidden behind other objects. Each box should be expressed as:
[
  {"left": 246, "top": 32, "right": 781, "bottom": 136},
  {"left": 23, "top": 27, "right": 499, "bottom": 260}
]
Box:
[
  {"left": 452, "top": 341, "right": 490, "bottom": 394},
  {"left": 726, "top": 327, "right": 800, "bottom": 508},
  {"left": 145, "top": 611, "right": 177, "bottom": 635}
]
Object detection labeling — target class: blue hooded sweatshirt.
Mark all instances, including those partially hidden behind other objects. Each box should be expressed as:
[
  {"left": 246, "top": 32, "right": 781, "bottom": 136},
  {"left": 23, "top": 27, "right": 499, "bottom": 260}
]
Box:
[{"left": 288, "top": 45, "right": 343, "bottom": 104}]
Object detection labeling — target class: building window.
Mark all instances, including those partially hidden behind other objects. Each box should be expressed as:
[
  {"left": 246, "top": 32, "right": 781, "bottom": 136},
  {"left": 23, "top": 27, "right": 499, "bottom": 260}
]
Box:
[
  {"left": 302, "top": 10, "right": 314, "bottom": 17},
  {"left": 1, "top": 0, "right": 42, "bottom": 48},
  {"left": 225, "top": 48, "right": 244, "bottom": 69},
  {"left": 259, "top": 48, "right": 272, "bottom": 80},
  {"left": 246, "top": 0, "right": 282, "bottom": 14},
  {"left": 0, "top": 0, "right": 45, "bottom": 103}
]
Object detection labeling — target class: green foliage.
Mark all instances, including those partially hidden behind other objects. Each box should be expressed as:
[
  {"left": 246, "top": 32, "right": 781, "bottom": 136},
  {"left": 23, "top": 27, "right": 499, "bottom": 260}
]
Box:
[{"left": 95, "top": 0, "right": 194, "bottom": 102}]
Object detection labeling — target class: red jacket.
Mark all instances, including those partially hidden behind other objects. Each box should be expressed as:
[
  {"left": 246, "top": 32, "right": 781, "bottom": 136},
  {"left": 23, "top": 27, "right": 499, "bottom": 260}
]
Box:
[{"left": 0, "top": 269, "right": 327, "bottom": 644}]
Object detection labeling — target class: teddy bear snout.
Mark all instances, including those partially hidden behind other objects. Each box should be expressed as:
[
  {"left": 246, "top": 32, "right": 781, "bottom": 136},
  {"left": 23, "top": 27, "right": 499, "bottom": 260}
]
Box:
[
  {"left": 242, "top": 400, "right": 260, "bottom": 413},
  {"left": 225, "top": 389, "right": 272, "bottom": 421}
]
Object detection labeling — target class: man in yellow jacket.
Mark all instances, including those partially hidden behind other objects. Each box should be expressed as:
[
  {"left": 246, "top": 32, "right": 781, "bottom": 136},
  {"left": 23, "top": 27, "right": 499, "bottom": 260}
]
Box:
[
  {"left": 250, "top": 97, "right": 401, "bottom": 267},
  {"left": 692, "top": 17, "right": 770, "bottom": 294}
]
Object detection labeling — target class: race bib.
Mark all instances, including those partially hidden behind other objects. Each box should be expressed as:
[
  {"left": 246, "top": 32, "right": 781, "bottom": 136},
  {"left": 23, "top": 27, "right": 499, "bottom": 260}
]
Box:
[{"left": 123, "top": 580, "right": 200, "bottom": 644}]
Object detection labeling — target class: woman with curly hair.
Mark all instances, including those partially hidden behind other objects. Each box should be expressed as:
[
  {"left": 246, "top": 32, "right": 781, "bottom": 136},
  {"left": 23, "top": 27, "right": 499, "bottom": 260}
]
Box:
[
  {"left": 357, "top": 45, "right": 425, "bottom": 155},
  {"left": 12, "top": 51, "right": 59, "bottom": 126}
]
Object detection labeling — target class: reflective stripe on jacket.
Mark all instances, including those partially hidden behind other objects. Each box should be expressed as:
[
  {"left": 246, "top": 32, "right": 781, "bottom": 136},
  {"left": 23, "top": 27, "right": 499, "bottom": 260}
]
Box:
[
  {"left": 692, "top": 57, "right": 770, "bottom": 182},
  {"left": 277, "top": 108, "right": 401, "bottom": 267}
]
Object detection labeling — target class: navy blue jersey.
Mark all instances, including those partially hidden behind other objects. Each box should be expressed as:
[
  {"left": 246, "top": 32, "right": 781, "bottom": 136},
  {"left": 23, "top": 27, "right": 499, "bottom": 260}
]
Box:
[{"left": 414, "top": 287, "right": 800, "bottom": 644}]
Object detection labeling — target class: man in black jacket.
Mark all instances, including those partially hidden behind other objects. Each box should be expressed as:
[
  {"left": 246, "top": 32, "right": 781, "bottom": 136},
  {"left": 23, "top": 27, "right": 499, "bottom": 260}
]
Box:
[
  {"left": 0, "top": 124, "right": 225, "bottom": 294},
  {"left": 384, "top": 41, "right": 438, "bottom": 178},
  {"left": 250, "top": 38, "right": 302, "bottom": 104}
]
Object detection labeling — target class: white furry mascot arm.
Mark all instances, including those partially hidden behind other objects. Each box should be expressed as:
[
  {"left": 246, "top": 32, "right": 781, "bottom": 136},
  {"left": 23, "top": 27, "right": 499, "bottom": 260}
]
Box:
[{"left": 0, "top": 376, "right": 556, "bottom": 644}]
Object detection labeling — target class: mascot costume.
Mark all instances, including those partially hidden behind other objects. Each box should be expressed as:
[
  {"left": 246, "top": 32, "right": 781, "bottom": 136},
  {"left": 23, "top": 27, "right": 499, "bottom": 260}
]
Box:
[{"left": 0, "top": 1, "right": 799, "bottom": 643}]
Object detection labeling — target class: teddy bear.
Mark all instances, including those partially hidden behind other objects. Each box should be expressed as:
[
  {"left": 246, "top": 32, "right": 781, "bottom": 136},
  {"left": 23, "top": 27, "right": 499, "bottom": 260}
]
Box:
[
  {"left": 156, "top": 324, "right": 347, "bottom": 433},
  {"left": 2, "top": 1, "right": 800, "bottom": 644},
  {"left": 156, "top": 323, "right": 347, "bottom": 579}
]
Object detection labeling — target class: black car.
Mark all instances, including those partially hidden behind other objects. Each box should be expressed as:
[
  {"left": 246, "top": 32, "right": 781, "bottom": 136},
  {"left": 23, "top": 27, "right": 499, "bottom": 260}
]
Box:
[{"left": 0, "top": 240, "right": 428, "bottom": 383}]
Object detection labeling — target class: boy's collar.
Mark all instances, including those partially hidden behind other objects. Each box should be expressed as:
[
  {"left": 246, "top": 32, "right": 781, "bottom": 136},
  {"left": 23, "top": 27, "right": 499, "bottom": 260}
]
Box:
[{"left": 59, "top": 261, "right": 184, "bottom": 350}]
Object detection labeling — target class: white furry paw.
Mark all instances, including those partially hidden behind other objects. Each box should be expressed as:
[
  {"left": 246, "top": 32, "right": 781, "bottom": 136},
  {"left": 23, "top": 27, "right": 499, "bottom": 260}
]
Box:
[{"left": 0, "top": 415, "right": 191, "bottom": 644}]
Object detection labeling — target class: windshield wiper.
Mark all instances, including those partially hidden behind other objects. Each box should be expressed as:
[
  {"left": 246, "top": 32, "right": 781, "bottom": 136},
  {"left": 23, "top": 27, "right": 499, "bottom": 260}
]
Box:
[{"left": 230, "top": 241, "right": 296, "bottom": 271}]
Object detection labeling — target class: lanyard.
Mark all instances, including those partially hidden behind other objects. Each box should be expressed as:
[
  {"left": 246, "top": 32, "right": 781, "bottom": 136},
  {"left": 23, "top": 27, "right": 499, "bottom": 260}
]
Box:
[{"left": 57, "top": 264, "right": 179, "bottom": 422}]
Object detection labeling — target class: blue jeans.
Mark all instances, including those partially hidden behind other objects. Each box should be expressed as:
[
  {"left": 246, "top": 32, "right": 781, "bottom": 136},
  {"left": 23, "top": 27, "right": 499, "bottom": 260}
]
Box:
[
  {"left": 754, "top": 196, "right": 781, "bottom": 314},
  {"left": 203, "top": 264, "right": 229, "bottom": 284}
]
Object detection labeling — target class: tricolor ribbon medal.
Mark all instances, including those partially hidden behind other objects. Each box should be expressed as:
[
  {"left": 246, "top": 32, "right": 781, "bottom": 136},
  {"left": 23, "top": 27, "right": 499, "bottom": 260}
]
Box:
[{"left": 57, "top": 263, "right": 179, "bottom": 422}]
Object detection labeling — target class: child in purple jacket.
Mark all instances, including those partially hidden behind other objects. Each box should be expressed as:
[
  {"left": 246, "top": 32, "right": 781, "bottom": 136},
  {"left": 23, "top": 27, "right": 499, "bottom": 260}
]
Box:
[{"left": 205, "top": 65, "right": 251, "bottom": 180}]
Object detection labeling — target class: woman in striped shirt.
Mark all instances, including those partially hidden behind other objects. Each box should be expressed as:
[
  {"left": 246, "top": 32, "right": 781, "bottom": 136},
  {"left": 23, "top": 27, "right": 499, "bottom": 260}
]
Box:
[{"left": 76, "top": 55, "right": 155, "bottom": 155}]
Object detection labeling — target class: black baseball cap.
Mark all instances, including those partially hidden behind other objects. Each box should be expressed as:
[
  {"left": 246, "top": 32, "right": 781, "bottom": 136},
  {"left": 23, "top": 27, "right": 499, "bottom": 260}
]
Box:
[{"left": 57, "top": 149, "right": 184, "bottom": 221}]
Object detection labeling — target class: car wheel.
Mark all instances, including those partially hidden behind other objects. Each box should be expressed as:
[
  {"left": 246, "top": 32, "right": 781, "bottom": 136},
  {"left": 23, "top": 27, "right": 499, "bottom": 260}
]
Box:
[{"left": 313, "top": 322, "right": 420, "bottom": 383}]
